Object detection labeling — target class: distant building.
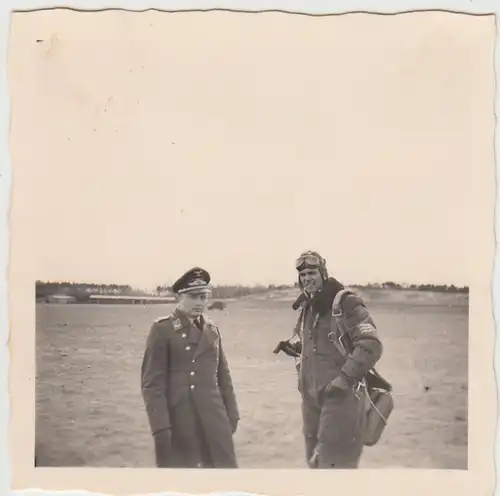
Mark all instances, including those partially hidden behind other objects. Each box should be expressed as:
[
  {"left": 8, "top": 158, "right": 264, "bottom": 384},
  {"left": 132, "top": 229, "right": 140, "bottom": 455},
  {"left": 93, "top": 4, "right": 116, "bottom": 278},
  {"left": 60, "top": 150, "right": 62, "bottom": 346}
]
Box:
[
  {"left": 88, "top": 294, "right": 176, "bottom": 305},
  {"left": 45, "top": 294, "right": 77, "bottom": 304}
]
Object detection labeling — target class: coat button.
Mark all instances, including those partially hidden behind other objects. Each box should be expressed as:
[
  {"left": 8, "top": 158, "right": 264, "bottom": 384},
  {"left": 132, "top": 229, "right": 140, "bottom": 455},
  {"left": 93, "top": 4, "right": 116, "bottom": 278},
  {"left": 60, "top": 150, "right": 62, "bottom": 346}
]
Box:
[
  {"left": 185, "top": 346, "right": 191, "bottom": 351},
  {"left": 192, "top": 359, "right": 196, "bottom": 363},
  {"left": 190, "top": 385, "right": 195, "bottom": 390},
  {"left": 182, "top": 333, "right": 187, "bottom": 338},
  {"left": 190, "top": 371, "right": 195, "bottom": 376}
]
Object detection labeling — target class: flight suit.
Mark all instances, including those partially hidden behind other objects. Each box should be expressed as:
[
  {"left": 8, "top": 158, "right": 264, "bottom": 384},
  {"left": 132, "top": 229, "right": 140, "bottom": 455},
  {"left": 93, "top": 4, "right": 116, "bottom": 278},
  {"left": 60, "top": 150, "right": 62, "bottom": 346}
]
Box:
[
  {"left": 141, "top": 308, "right": 239, "bottom": 468},
  {"left": 297, "top": 292, "right": 382, "bottom": 468}
]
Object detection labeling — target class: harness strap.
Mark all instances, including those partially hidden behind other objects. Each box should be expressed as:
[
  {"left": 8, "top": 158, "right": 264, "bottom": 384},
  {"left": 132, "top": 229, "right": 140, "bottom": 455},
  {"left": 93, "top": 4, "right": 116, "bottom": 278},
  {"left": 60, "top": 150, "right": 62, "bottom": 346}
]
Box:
[
  {"left": 328, "top": 289, "right": 356, "bottom": 356},
  {"left": 329, "top": 290, "right": 392, "bottom": 416}
]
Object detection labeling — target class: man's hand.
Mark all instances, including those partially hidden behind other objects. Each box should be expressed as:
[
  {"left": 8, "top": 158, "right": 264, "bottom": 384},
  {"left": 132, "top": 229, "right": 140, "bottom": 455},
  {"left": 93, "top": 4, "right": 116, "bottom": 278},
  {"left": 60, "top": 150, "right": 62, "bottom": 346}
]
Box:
[
  {"left": 273, "top": 340, "right": 301, "bottom": 358},
  {"left": 324, "top": 373, "right": 356, "bottom": 397},
  {"left": 231, "top": 418, "right": 239, "bottom": 434},
  {"left": 153, "top": 428, "right": 172, "bottom": 468}
]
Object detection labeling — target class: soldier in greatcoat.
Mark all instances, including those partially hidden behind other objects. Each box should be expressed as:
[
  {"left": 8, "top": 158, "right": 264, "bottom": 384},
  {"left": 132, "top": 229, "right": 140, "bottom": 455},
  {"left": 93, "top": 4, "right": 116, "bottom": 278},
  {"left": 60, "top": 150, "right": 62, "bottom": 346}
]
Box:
[
  {"left": 278, "top": 251, "right": 384, "bottom": 469},
  {"left": 141, "top": 267, "right": 239, "bottom": 468}
]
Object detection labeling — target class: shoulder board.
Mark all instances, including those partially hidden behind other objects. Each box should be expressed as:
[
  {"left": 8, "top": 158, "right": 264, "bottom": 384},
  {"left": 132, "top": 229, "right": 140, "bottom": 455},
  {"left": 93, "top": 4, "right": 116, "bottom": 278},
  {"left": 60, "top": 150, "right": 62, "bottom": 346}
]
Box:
[
  {"left": 204, "top": 317, "right": 218, "bottom": 328},
  {"left": 204, "top": 318, "right": 220, "bottom": 335},
  {"left": 154, "top": 314, "right": 173, "bottom": 324}
]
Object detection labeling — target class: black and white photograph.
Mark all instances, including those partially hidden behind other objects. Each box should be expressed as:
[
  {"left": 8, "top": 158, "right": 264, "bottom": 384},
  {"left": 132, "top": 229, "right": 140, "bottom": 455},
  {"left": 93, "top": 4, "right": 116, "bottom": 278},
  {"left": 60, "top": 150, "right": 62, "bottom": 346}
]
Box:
[{"left": 6, "top": 5, "right": 496, "bottom": 496}]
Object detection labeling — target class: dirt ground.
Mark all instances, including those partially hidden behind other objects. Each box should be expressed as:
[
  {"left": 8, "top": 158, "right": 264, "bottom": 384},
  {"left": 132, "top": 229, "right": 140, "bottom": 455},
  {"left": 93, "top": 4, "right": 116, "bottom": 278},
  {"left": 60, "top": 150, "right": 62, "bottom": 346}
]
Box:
[{"left": 35, "top": 294, "right": 468, "bottom": 469}]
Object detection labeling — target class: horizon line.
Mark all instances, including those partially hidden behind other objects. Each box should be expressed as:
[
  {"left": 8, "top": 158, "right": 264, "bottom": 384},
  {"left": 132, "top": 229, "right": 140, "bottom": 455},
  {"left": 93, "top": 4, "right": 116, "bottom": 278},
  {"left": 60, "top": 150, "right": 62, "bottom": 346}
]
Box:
[{"left": 35, "top": 279, "right": 470, "bottom": 289}]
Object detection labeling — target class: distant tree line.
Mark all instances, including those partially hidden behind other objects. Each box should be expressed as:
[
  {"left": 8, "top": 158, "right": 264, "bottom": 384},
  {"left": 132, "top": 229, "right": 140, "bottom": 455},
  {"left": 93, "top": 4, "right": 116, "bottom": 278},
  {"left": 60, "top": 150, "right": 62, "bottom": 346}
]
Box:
[
  {"left": 155, "top": 283, "right": 295, "bottom": 299},
  {"left": 36, "top": 281, "right": 153, "bottom": 302},
  {"left": 36, "top": 279, "right": 469, "bottom": 302},
  {"left": 350, "top": 282, "right": 469, "bottom": 294}
]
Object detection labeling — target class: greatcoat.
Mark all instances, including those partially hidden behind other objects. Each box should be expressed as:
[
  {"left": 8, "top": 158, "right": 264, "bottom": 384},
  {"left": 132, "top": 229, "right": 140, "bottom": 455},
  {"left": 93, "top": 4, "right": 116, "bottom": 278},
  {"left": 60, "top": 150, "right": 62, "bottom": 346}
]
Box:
[{"left": 141, "top": 307, "right": 239, "bottom": 468}]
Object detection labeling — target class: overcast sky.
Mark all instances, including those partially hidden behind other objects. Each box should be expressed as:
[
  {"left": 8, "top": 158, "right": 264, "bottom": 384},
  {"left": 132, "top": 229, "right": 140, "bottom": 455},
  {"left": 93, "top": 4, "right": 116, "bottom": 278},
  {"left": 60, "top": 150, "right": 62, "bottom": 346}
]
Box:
[{"left": 9, "top": 10, "right": 494, "bottom": 289}]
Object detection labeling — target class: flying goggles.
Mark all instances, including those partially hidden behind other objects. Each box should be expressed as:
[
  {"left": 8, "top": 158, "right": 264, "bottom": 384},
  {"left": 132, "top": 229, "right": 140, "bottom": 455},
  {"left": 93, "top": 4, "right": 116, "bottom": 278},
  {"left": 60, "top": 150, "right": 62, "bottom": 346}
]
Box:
[{"left": 295, "top": 253, "right": 324, "bottom": 270}]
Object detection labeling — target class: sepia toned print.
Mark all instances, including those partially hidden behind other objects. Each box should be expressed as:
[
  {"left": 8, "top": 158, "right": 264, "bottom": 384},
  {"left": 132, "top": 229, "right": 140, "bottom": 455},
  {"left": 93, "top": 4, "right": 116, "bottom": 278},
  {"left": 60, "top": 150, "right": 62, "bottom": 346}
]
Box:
[{"left": 6, "top": 6, "right": 496, "bottom": 496}]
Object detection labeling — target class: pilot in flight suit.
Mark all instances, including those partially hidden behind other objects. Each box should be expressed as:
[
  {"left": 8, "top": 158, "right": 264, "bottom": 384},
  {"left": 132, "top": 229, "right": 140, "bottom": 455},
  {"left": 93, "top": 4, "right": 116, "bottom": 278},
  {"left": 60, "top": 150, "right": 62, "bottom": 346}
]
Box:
[{"left": 292, "top": 251, "right": 383, "bottom": 469}]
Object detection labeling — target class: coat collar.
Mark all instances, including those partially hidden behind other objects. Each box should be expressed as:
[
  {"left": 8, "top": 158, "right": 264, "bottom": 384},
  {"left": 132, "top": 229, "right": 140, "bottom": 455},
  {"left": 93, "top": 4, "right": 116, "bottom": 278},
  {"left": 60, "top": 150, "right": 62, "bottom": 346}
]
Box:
[
  {"left": 171, "top": 307, "right": 191, "bottom": 331},
  {"left": 173, "top": 308, "right": 219, "bottom": 358},
  {"left": 192, "top": 316, "right": 219, "bottom": 359},
  {"left": 292, "top": 277, "right": 345, "bottom": 316}
]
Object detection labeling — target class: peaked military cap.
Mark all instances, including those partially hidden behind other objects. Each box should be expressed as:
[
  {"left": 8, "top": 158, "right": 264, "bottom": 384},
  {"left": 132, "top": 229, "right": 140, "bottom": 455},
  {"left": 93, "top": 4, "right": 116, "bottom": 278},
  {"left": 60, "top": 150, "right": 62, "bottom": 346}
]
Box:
[{"left": 172, "top": 267, "right": 211, "bottom": 294}]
